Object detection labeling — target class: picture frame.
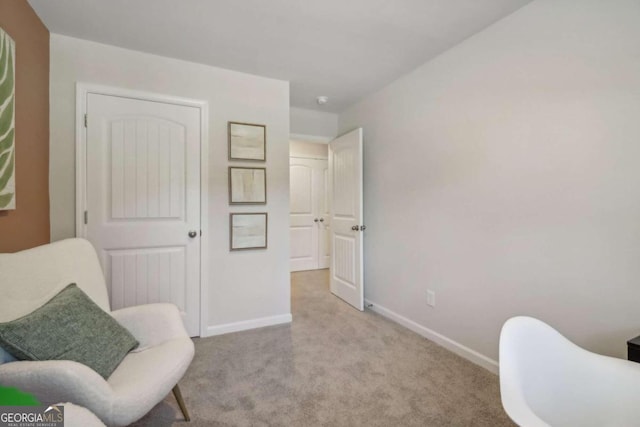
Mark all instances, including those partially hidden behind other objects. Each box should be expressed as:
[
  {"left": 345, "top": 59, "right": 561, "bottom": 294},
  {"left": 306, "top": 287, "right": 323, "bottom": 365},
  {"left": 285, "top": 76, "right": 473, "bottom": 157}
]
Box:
[
  {"left": 230, "top": 213, "right": 268, "bottom": 251},
  {"left": 229, "top": 167, "right": 266, "bottom": 204},
  {"left": 228, "top": 122, "right": 266, "bottom": 161}
]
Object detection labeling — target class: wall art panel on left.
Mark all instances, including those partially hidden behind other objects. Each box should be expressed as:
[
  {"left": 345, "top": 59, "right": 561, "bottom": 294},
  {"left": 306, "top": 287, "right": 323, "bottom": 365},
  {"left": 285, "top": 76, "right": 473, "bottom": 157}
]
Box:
[{"left": 0, "top": 27, "right": 15, "bottom": 210}]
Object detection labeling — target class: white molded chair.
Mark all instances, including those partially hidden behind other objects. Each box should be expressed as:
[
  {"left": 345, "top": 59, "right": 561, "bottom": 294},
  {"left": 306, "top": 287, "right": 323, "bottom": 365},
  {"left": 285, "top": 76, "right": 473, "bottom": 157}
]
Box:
[
  {"left": 0, "top": 239, "right": 194, "bottom": 426},
  {"left": 499, "top": 316, "right": 640, "bottom": 427}
]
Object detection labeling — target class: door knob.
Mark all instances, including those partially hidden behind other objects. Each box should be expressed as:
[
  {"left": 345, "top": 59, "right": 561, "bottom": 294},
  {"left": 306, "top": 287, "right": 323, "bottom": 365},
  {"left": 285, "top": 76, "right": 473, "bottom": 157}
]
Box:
[
  {"left": 188, "top": 230, "right": 198, "bottom": 238},
  {"left": 360, "top": 225, "right": 366, "bottom": 231},
  {"left": 319, "top": 218, "right": 324, "bottom": 222},
  {"left": 351, "top": 225, "right": 359, "bottom": 231},
  {"left": 314, "top": 218, "right": 319, "bottom": 223}
]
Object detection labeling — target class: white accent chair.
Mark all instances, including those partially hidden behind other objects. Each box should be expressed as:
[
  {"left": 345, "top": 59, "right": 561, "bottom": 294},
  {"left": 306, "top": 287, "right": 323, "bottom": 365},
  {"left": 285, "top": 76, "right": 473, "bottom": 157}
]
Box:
[
  {"left": 59, "top": 403, "right": 106, "bottom": 427},
  {"left": 499, "top": 316, "right": 640, "bottom": 427},
  {"left": 0, "top": 239, "right": 194, "bottom": 426}
]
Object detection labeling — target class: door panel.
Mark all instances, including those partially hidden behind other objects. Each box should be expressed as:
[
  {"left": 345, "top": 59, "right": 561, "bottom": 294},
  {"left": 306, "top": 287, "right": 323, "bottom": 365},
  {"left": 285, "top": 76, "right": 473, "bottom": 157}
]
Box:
[
  {"left": 106, "top": 246, "right": 185, "bottom": 310},
  {"left": 329, "top": 128, "right": 364, "bottom": 311},
  {"left": 333, "top": 148, "right": 356, "bottom": 217},
  {"left": 290, "top": 160, "right": 318, "bottom": 271},
  {"left": 289, "top": 157, "right": 331, "bottom": 272},
  {"left": 110, "top": 119, "right": 185, "bottom": 219},
  {"left": 290, "top": 227, "right": 314, "bottom": 262},
  {"left": 290, "top": 164, "right": 313, "bottom": 214},
  {"left": 86, "top": 93, "right": 201, "bottom": 336}
]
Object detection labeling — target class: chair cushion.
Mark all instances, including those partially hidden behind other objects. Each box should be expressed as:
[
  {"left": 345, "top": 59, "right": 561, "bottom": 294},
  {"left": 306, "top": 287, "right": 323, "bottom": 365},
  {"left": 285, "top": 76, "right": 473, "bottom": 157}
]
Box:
[
  {"left": 0, "top": 345, "right": 16, "bottom": 364},
  {"left": 0, "top": 284, "right": 138, "bottom": 379}
]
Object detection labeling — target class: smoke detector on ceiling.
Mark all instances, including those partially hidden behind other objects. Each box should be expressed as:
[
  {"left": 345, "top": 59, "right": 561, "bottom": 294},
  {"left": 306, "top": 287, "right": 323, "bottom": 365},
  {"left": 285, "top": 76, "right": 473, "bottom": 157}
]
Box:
[{"left": 316, "top": 96, "right": 329, "bottom": 105}]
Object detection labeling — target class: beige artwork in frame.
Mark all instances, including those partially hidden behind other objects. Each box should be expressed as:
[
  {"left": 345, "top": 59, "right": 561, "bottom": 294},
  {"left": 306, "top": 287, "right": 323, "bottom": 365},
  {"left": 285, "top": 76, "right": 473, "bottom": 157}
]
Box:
[
  {"left": 229, "top": 166, "right": 266, "bottom": 205},
  {"left": 230, "top": 213, "right": 267, "bottom": 250},
  {"left": 228, "top": 122, "right": 266, "bottom": 161}
]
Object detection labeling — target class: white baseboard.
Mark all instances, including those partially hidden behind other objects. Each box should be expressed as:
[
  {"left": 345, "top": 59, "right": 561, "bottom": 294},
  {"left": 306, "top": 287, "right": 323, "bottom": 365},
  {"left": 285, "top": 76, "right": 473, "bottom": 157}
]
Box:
[
  {"left": 203, "top": 313, "right": 292, "bottom": 337},
  {"left": 365, "top": 299, "right": 499, "bottom": 374}
]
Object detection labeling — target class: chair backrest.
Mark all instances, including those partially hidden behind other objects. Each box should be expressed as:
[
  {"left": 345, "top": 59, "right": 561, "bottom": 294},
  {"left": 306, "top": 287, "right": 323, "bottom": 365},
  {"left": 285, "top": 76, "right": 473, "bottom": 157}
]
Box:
[
  {"left": 0, "top": 238, "right": 110, "bottom": 322},
  {"left": 500, "top": 316, "right": 640, "bottom": 427}
]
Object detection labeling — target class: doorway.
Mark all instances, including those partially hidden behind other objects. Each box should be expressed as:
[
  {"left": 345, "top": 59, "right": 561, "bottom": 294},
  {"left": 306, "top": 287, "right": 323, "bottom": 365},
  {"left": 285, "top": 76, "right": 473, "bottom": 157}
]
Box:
[
  {"left": 290, "top": 157, "right": 330, "bottom": 271},
  {"left": 289, "top": 138, "right": 330, "bottom": 272},
  {"left": 289, "top": 129, "right": 365, "bottom": 312}
]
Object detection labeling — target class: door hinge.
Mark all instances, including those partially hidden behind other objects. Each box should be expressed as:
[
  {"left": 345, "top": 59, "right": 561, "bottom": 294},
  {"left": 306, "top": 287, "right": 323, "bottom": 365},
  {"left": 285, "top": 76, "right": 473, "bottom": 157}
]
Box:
[
  {"left": 84, "top": 114, "right": 88, "bottom": 128},
  {"left": 84, "top": 210, "right": 88, "bottom": 224}
]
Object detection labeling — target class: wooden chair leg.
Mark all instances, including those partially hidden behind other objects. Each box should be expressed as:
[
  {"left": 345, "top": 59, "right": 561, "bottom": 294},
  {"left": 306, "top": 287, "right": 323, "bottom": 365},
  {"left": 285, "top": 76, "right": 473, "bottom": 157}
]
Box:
[{"left": 172, "top": 384, "right": 191, "bottom": 422}]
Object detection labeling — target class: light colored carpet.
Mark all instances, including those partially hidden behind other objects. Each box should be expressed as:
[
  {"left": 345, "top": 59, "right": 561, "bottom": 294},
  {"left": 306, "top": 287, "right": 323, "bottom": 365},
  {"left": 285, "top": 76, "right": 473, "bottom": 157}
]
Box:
[{"left": 132, "top": 270, "right": 514, "bottom": 426}]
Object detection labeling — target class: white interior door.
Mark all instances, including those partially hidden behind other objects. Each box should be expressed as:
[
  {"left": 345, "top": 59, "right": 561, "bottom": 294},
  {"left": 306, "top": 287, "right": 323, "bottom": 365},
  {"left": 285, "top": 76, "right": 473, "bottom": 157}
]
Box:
[
  {"left": 85, "top": 93, "right": 201, "bottom": 336},
  {"left": 329, "top": 128, "right": 364, "bottom": 310},
  {"left": 290, "top": 158, "right": 318, "bottom": 271},
  {"left": 318, "top": 160, "right": 331, "bottom": 269},
  {"left": 289, "top": 157, "right": 330, "bottom": 272}
]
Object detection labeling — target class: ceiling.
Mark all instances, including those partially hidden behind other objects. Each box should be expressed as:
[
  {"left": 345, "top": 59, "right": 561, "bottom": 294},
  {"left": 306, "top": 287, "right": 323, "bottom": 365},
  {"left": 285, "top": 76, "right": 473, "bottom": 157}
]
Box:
[{"left": 29, "top": 0, "right": 531, "bottom": 113}]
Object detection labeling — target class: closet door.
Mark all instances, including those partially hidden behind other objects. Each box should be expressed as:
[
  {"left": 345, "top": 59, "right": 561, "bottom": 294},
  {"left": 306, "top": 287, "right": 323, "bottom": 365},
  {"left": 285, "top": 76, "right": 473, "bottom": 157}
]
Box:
[
  {"left": 85, "top": 93, "right": 202, "bottom": 335},
  {"left": 290, "top": 157, "right": 330, "bottom": 272},
  {"left": 290, "top": 158, "right": 319, "bottom": 271},
  {"left": 318, "top": 160, "right": 331, "bottom": 269}
]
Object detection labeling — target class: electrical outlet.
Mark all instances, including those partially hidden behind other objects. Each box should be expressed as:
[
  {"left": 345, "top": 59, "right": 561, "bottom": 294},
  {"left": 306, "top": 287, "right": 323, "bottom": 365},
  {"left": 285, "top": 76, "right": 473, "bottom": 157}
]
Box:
[{"left": 426, "top": 290, "right": 436, "bottom": 307}]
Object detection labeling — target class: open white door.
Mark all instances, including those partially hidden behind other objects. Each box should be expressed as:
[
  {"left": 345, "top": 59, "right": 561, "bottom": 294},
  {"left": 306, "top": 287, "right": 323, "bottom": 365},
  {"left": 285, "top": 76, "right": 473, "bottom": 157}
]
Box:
[{"left": 329, "top": 128, "right": 364, "bottom": 311}]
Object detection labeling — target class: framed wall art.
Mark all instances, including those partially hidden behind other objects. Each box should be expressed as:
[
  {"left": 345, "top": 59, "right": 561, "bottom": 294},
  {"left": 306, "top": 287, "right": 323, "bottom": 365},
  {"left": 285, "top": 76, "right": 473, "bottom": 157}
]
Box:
[
  {"left": 229, "top": 166, "right": 266, "bottom": 204},
  {"left": 230, "top": 213, "right": 267, "bottom": 250},
  {"left": 0, "top": 27, "right": 16, "bottom": 210},
  {"left": 228, "top": 122, "right": 266, "bottom": 161}
]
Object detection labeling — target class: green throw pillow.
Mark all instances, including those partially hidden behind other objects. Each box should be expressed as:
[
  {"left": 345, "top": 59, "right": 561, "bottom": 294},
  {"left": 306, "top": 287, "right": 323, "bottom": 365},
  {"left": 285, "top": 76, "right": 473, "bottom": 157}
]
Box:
[{"left": 0, "top": 284, "right": 138, "bottom": 379}]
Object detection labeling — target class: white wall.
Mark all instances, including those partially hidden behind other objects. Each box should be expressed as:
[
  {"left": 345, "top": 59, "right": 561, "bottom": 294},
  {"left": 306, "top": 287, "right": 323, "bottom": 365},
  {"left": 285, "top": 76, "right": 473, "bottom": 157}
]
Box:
[
  {"left": 289, "top": 140, "right": 328, "bottom": 159},
  {"left": 340, "top": 0, "right": 640, "bottom": 369},
  {"left": 290, "top": 107, "right": 338, "bottom": 140},
  {"left": 50, "top": 34, "right": 291, "bottom": 334}
]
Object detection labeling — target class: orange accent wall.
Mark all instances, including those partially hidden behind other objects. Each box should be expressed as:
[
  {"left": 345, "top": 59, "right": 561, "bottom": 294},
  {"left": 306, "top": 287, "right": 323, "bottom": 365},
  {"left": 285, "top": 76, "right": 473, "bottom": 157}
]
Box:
[{"left": 0, "top": 1, "right": 50, "bottom": 252}]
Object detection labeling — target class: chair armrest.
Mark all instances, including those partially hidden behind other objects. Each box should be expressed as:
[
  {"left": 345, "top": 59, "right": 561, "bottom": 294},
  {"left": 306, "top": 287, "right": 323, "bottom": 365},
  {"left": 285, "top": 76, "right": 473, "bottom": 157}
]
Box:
[
  {"left": 110, "top": 303, "right": 189, "bottom": 350},
  {"left": 0, "top": 360, "right": 113, "bottom": 413}
]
